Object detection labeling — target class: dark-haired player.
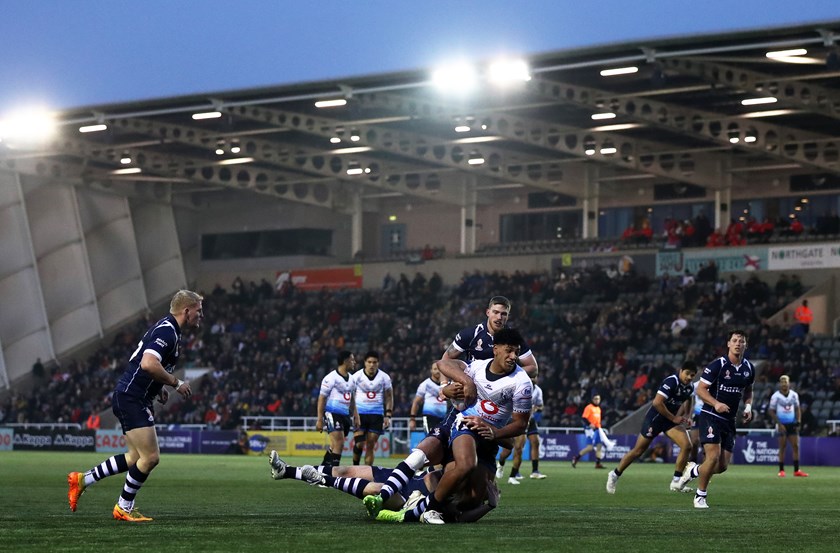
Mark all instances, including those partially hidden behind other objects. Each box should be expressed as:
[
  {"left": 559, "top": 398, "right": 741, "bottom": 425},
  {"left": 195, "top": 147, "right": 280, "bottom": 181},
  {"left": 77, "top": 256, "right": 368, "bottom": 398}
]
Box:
[
  {"left": 606, "top": 360, "right": 697, "bottom": 494},
  {"left": 677, "top": 329, "right": 754, "bottom": 509},
  {"left": 316, "top": 350, "right": 358, "bottom": 466},
  {"left": 350, "top": 350, "right": 393, "bottom": 466}
]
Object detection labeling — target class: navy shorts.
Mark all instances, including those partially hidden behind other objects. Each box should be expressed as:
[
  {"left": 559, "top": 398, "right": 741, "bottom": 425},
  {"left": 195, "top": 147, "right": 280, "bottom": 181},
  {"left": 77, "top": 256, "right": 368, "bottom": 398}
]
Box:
[
  {"left": 421, "top": 415, "right": 443, "bottom": 434},
  {"left": 371, "top": 466, "right": 431, "bottom": 496},
  {"left": 112, "top": 392, "right": 155, "bottom": 433},
  {"left": 780, "top": 422, "right": 800, "bottom": 435},
  {"left": 358, "top": 414, "right": 385, "bottom": 435},
  {"left": 698, "top": 411, "right": 736, "bottom": 452},
  {"left": 639, "top": 410, "right": 677, "bottom": 439},
  {"left": 324, "top": 412, "right": 353, "bottom": 436},
  {"left": 450, "top": 414, "right": 500, "bottom": 471},
  {"left": 526, "top": 417, "right": 539, "bottom": 436}
]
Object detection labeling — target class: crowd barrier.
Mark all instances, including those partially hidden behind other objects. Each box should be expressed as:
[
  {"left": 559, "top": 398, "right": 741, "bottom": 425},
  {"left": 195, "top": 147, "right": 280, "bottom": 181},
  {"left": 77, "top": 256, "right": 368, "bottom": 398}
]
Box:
[{"left": 2, "top": 426, "right": 838, "bottom": 466}]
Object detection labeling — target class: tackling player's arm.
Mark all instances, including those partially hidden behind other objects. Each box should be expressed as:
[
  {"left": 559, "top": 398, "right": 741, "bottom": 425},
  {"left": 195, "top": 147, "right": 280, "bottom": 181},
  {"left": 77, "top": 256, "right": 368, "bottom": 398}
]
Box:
[
  {"left": 441, "top": 342, "right": 463, "bottom": 361},
  {"left": 139, "top": 352, "right": 190, "bottom": 398},
  {"left": 518, "top": 353, "right": 538, "bottom": 378},
  {"left": 433, "top": 359, "right": 476, "bottom": 405}
]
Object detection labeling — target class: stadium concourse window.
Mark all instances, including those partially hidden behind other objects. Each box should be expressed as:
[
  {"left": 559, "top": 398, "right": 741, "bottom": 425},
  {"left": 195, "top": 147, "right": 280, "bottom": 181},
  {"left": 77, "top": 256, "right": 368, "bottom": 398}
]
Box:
[
  {"left": 201, "top": 229, "right": 332, "bottom": 259},
  {"left": 500, "top": 210, "right": 582, "bottom": 241}
]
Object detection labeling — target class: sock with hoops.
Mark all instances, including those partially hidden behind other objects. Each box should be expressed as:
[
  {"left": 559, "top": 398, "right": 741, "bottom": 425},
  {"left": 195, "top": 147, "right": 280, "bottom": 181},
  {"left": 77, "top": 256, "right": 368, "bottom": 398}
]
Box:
[
  {"left": 379, "top": 449, "right": 427, "bottom": 501},
  {"left": 402, "top": 495, "right": 429, "bottom": 522},
  {"left": 118, "top": 465, "right": 149, "bottom": 511},
  {"left": 84, "top": 454, "right": 129, "bottom": 487},
  {"left": 322, "top": 475, "right": 371, "bottom": 499}
]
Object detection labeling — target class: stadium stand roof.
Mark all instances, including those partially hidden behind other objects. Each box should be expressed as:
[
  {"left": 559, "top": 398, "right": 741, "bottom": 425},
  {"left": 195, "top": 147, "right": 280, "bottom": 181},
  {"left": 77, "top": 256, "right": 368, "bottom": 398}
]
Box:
[{"left": 4, "top": 20, "right": 840, "bottom": 211}]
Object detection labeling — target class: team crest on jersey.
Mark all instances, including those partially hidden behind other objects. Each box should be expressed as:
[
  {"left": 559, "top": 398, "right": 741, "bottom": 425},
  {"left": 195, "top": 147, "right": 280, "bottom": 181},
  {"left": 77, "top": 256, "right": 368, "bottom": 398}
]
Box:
[
  {"left": 475, "top": 339, "right": 484, "bottom": 351},
  {"left": 724, "top": 370, "right": 731, "bottom": 380},
  {"left": 706, "top": 426, "right": 715, "bottom": 439},
  {"left": 500, "top": 389, "right": 514, "bottom": 403}
]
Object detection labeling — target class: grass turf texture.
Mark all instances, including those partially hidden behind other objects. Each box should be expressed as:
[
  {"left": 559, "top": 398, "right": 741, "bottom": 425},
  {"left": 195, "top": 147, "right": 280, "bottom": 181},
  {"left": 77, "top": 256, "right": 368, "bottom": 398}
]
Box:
[{"left": 1, "top": 451, "right": 837, "bottom": 553}]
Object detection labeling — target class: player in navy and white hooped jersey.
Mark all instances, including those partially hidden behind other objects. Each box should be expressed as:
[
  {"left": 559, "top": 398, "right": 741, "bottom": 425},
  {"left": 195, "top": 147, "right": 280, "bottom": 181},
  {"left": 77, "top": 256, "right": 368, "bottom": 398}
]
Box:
[
  {"left": 350, "top": 351, "right": 393, "bottom": 466},
  {"left": 410, "top": 364, "right": 448, "bottom": 434},
  {"left": 67, "top": 290, "right": 203, "bottom": 522},
  {"left": 679, "top": 329, "right": 754, "bottom": 509},
  {"left": 606, "top": 360, "right": 698, "bottom": 495},
  {"left": 419, "top": 328, "right": 532, "bottom": 524},
  {"left": 443, "top": 295, "right": 538, "bottom": 377},
  {"left": 768, "top": 375, "right": 808, "bottom": 477},
  {"left": 316, "top": 351, "right": 358, "bottom": 466}
]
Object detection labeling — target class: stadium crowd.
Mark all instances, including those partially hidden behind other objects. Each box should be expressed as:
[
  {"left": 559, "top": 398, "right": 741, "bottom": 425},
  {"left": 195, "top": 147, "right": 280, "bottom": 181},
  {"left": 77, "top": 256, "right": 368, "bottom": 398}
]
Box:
[{"left": 2, "top": 267, "right": 840, "bottom": 436}]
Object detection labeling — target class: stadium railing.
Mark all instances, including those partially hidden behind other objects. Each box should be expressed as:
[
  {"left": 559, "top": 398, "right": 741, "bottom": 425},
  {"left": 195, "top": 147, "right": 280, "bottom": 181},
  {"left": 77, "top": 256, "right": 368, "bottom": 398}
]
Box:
[{"left": 6, "top": 422, "right": 83, "bottom": 430}]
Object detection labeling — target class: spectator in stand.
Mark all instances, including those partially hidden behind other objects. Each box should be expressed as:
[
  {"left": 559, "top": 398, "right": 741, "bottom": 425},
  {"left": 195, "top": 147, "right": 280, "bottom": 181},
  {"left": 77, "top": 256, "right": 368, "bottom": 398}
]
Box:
[
  {"left": 621, "top": 224, "right": 637, "bottom": 243},
  {"left": 789, "top": 217, "right": 804, "bottom": 236},
  {"left": 706, "top": 228, "right": 725, "bottom": 248},
  {"left": 794, "top": 300, "right": 813, "bottom": 335},
  {"left": 725, "top": 218, "right": 745, "bottom": 246}
]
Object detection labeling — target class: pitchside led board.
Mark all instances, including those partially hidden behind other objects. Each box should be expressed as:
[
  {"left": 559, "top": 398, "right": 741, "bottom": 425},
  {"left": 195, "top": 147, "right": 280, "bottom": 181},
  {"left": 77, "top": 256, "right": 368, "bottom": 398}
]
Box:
[{"left": 245, "top": 430, "right": 392, "bottom": 458}]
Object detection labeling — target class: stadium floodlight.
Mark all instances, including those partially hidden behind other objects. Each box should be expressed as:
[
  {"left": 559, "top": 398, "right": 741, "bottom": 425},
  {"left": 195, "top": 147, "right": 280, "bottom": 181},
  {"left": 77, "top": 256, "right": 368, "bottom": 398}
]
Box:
[
  {"left": 591, "top": 112, "right": 616, "bottom": 120},
  {"left": 590, "top": 123, "right": 643, "bottom": 132},
  {"left": 218, "top": 157, "right": 254, "bottom": 165},
  {"left": 192, "top": 111, "right": 222, "bottom": 120},
  {"left": 467, "top": 152, "right": 485, "bottom": 165},
  {"left": 600, "top": 147, "right": 617, "bottom": 155},
  {"left": 314, "top": 98, "right": 347, "bottom": 108},
  {"left": 79, "top": 124, "right": 108, "bottom": 133},
  {"left": 740, "top": 109, "right": 798, "bottom": 118},
  {"left": 454, "top": 125, "right": 471, "bottom": 133},
  {"left": 487, "top": 58, "right": 531, "bottom": 86},
  {"left": 766, "top": 48, "right": 807, "bottom": 59},
  {"left": 0, "top": 107, "right": 57, "bottom": 145},
  {"left": 600, "top": 66, "right": 638, "bottom": 77},
  {"left": 742, "top": 97, "right": 777, "bottom": 106},
  {"left": 112, "top": 167, "right": 142, "bottom": 175},
  {"left": 331, "top": 146, "right": 372, "bottom": 154},
  {"left": 432, "top": 61, "right": 479, "bottom": 94}
]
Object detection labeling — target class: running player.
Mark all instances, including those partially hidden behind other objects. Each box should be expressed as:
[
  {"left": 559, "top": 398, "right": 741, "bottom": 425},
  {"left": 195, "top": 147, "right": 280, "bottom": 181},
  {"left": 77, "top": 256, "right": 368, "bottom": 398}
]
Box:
[
  {"left": 606, "top": 360, "right": 697, "bottom": 494},
  {"left": 677, "top": 329, "right": 755, "bottom": 509}
]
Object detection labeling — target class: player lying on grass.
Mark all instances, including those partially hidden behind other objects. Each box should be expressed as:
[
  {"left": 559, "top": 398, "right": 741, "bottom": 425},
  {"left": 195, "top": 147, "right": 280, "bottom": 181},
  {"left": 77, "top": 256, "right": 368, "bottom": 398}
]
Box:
[
  {"left": 268, "top": 450, "right": 498, "bottom": 522},
  {"left": 366, "top": 329, "right": 531, "bottom": 524}
]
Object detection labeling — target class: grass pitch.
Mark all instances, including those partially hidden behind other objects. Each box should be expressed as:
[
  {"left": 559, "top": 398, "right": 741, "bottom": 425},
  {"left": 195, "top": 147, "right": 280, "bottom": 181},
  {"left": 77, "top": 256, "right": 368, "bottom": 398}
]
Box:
[{"left": 0, "top": 451, "right": 836, "bottom": 553}]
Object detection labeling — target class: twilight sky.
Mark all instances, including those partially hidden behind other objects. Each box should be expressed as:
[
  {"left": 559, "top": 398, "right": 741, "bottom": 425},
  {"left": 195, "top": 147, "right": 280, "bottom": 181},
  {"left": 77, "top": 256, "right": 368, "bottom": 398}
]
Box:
[{"left": 0, "top": 0, "right": 838, "bottom": 112}]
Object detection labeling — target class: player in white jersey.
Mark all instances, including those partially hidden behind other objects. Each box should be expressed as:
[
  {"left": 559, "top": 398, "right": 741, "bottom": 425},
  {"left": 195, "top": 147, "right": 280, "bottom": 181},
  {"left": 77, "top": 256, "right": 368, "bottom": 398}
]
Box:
[
  {"left": 768, "top": 375, "right": 808, "bottom": 477},
  {"left": 350, "top": 351, "right": 393, "bottom": 466},
  {"left": 316, "top": 351, "right": 358, "bottom": 466},
  {"left": 420, "top": 328, "right": 532, "bottom": 524},
  {"left": 410, "top": 364, "right": 448, "bottom": 433}
]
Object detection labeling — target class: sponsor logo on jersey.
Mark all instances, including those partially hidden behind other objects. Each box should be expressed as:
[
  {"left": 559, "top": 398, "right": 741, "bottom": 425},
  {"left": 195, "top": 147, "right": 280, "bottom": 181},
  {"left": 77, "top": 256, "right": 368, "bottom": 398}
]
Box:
[{"left": 155, "top": 338, "right": 168, "bottom": 348}]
